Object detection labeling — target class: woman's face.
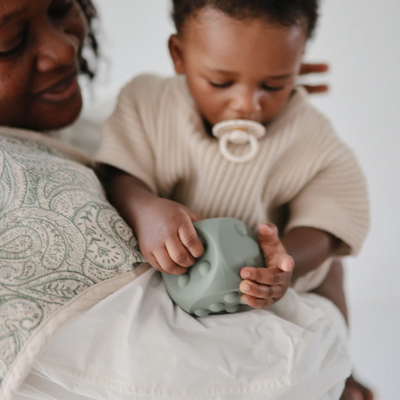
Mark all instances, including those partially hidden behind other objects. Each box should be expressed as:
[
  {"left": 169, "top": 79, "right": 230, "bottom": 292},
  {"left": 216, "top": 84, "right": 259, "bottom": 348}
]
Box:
[{"left": 0, "top": 0, "right": 88, "bottom": 131}]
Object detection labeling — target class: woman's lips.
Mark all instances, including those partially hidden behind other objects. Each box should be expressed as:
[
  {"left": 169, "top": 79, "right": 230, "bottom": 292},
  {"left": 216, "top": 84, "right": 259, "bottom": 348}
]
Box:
[{"left": 36, "top": 72, "right": 80, "bottom": 104}]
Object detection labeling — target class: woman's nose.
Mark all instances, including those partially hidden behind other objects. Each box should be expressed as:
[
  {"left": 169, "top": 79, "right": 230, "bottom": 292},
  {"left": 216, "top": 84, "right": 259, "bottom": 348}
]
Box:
[
  {"left": 231, "top": 87, "right": 261, "bottom": 118},
  {"left": 35, "top": 28, "right": 79, "bottom": 72}
]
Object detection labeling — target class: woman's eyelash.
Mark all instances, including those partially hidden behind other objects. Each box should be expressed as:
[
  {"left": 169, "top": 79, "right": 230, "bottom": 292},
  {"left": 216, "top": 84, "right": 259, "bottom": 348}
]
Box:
[
  {"left": 0, "top": 0, "right": 73, "bottom": 59},
  {"left": 0, "top": 35, "right": 27, "bottom": 58},
  {"left": 209, "top": 81, "right": 233, "bottom": 89}
]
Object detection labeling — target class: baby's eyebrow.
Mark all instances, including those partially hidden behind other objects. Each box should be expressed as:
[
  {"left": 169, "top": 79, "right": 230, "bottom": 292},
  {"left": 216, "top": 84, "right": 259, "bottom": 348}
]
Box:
[
  {"left": 268, "top": 73, "right": 295, "bottom": 80},
  {"left": 0, "top": 9, "right": 24, "bottom": 29},
  {"left": 206, "top": 67, "right": 236, "bottom": 76},
  {"left": 205, "top": 67, "right": 295, "bottom": 80}
]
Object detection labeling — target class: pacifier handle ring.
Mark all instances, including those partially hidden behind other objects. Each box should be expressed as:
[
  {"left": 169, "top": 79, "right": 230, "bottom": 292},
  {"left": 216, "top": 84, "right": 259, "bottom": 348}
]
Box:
[{"left": 219, "top": 134, "right": 259, "bottom": 164}]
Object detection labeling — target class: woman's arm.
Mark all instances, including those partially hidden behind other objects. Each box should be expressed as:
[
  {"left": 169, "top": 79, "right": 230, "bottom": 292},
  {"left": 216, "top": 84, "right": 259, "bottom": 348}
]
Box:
[{"left": 281, "top": 227, "right": 340, "bottom": 282}]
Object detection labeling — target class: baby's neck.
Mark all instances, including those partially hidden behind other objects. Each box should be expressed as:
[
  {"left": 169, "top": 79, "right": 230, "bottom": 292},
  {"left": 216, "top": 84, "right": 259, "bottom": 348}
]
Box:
[{"left": 202, "top": 118, "right": 214, "bottom": 138}]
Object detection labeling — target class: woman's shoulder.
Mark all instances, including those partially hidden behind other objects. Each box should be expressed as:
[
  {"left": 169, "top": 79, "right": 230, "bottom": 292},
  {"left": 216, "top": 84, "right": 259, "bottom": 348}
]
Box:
[{"left": 0, "top": 127, "right": 93, "bottom": 166}]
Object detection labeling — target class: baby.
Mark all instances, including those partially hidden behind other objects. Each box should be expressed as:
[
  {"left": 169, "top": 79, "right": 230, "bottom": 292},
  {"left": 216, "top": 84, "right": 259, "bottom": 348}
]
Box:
[{"left": 97, "top": 1, "right": 369, "bottom": 313}]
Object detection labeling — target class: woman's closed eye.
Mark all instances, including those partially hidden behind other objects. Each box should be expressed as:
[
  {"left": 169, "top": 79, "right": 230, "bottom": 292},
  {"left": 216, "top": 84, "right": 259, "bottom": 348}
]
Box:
[{"left": 0, "top": 33, "right": 26, "bottom": 57}]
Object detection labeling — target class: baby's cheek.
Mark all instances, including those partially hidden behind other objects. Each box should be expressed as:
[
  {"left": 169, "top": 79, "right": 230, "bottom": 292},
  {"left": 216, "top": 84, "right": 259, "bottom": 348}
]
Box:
[
  {"left": 198, "top": 98, "right": 226, "bottom": 126},
  {"left": 262, "top": 92, "right": 292, "bottom": 121}
]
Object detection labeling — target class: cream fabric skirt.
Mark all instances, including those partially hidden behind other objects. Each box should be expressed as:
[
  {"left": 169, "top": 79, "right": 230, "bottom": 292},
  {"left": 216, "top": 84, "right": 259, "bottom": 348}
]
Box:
[{"left": 15, "top": 268, "right": 350, "bottom": 400}]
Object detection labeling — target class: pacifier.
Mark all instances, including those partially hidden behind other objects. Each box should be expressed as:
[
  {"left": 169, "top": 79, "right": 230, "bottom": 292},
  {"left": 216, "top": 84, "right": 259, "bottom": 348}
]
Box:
[{"left": 212, "top": 120, "right": 266, "bottom": 163}]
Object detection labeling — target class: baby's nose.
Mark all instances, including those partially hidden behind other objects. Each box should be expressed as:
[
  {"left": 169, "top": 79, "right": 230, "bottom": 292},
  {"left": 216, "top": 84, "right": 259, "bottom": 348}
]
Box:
[{"left": 231, "top": 88, "right": 261, "bottom": 118}]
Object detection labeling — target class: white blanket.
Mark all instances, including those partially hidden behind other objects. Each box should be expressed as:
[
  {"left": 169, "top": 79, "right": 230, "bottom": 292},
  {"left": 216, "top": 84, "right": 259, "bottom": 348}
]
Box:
[{"left": 15, "top": 269, "right": 351, "bottom": 400}]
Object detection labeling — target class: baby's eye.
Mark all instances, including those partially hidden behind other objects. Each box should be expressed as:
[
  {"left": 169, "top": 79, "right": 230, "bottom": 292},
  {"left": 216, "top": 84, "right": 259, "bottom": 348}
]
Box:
[
  {"left": 209, "top": 81, "right": 233, "bottom": 89},
  {"left": 48, "top": 0, "right": 74, "bottom": 19},
  {"left": 0, "top": 33, "right": 26, "bottom": 58},
  {"left": 261, "top": 83, "right": 284, "bottom": 92}
]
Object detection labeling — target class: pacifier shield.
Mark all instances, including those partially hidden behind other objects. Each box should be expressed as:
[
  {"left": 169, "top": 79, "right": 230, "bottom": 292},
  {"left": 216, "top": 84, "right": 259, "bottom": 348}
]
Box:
[{"left": 212, "top": 120, "right": 266, "bottom": 163}]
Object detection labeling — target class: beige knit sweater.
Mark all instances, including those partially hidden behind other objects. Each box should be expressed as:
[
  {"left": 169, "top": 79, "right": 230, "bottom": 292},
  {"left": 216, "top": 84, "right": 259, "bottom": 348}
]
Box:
[{"left": 97, "top": 74, "right": 370, "bottom": 290}]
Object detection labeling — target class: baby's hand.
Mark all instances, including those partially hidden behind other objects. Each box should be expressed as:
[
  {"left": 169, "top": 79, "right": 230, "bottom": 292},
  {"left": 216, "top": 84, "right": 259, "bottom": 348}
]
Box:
[
  {"left": 239, "top": 223, "right": 294, "bottom": 309},
  {"left": 134, "top": 198, "right": 204, "bottom": 275}
]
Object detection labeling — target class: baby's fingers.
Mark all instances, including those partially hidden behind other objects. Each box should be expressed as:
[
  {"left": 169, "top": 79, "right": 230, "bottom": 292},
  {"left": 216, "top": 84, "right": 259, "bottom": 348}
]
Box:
[
  {"left": 240, "top": 267, "right": 288, "bottom": 286},
  {"left": 276, "top": 253, "right": 294, "bottom": 272},
  {"left": 178, "top": 220, "right": 204, "bottom": 258},
  {"left": 166, "top": 236, "right": 195, "bottom": 268},
  {"left": 153, "top": 248, "right": 188, "bottom": 275},
  {"left": 239, "top": 280, "right": 284, "bottom": 300},
  {"left": 258, "top": 223, "right": 280, "bottom": 247},
  {"left": 240, "top": 294, "right": 274, "bottom": 309}
]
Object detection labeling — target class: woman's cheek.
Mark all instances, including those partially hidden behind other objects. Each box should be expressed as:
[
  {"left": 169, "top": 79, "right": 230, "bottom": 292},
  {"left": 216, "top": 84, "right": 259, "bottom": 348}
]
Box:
[
  {"left": 0, "top": 62, "right": 31, "bottom": 101},
  {"left": 0, "top": 59, "right": 33, "bottom": 126}
]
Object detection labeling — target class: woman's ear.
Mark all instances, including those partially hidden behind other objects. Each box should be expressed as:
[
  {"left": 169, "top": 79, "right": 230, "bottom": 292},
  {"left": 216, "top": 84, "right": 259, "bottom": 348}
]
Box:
[{"left": 168, "top": 34, "right": 185, "bottom": 75}]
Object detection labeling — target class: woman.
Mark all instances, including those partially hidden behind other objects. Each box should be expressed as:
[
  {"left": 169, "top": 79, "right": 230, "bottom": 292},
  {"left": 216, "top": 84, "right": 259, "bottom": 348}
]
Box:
[{"left": 0, "top": 1, "right": 371, "bottom": 399}]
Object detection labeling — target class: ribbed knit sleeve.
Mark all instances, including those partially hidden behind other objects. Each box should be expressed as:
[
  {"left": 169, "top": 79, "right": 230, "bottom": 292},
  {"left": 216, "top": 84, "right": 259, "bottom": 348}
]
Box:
[
  {"left": 96, "top": 75, "right": 162, "bottom": 194},
  {"left": 285, "top": 131, "right": 370, "bottom": 256}
]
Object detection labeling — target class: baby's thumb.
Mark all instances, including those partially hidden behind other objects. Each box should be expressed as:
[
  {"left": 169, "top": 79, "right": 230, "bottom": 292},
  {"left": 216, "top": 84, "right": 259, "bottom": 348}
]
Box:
[
  {"left": 189, "top": 212, "right": 203, "bottom": 223},
  {"left": 258, "top": 223, "right": 279, "bottom": 244},
  {"left": 279, "top": 254, "right": 294, "bottom": 272}
]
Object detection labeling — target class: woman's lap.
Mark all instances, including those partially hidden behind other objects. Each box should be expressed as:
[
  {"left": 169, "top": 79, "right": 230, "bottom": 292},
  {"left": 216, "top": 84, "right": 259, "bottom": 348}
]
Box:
[{"left": 21, "top": 268, "right": 350, "bottom": 400}]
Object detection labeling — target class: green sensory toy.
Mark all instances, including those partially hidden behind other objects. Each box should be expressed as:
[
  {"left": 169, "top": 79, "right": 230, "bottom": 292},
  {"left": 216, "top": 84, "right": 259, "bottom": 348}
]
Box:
[{"left": 162, "top": 218, "right": 265, "bottom": 316}]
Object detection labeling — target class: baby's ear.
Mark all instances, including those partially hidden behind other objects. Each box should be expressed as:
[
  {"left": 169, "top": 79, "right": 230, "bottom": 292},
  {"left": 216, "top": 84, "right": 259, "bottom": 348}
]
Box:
[{"left": 168, "top": 34, "right": 185, "bottom": 74}]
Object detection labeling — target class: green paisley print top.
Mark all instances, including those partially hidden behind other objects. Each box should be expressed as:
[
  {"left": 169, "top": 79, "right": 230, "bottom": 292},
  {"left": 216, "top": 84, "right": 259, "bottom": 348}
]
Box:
[{"left": 0, "top": 128, "right": 145, "bottom": 397}]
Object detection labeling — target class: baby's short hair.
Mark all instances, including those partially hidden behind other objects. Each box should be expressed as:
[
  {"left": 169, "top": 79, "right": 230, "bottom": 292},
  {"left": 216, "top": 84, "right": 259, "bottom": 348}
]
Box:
[{"left": 172, "top": 0, "right": 319, "bottom": 38}]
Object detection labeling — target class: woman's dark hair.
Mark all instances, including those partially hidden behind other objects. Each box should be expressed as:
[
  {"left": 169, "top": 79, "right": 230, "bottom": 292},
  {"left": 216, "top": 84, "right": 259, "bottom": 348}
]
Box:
[
  {"left": 76, "top": 0, "right": 99, "bottom": 79},
  {"left": 172, "top": 0, "right": 319, "bottom": 38}
]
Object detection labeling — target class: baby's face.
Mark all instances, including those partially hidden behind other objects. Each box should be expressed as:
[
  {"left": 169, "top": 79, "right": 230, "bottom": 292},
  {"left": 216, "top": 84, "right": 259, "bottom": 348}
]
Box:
[{"left": 169, "top": 7, "right": 307, "bottom": 126}]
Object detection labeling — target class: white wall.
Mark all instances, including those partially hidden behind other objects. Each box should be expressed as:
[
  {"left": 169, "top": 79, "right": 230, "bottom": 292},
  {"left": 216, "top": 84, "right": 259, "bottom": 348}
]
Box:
[
  {"left": 85, "top": 1, "right": 400, "bottom": 398},
  {"left": 84, "top": 0, "right": 174, "bottom": 109}
]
